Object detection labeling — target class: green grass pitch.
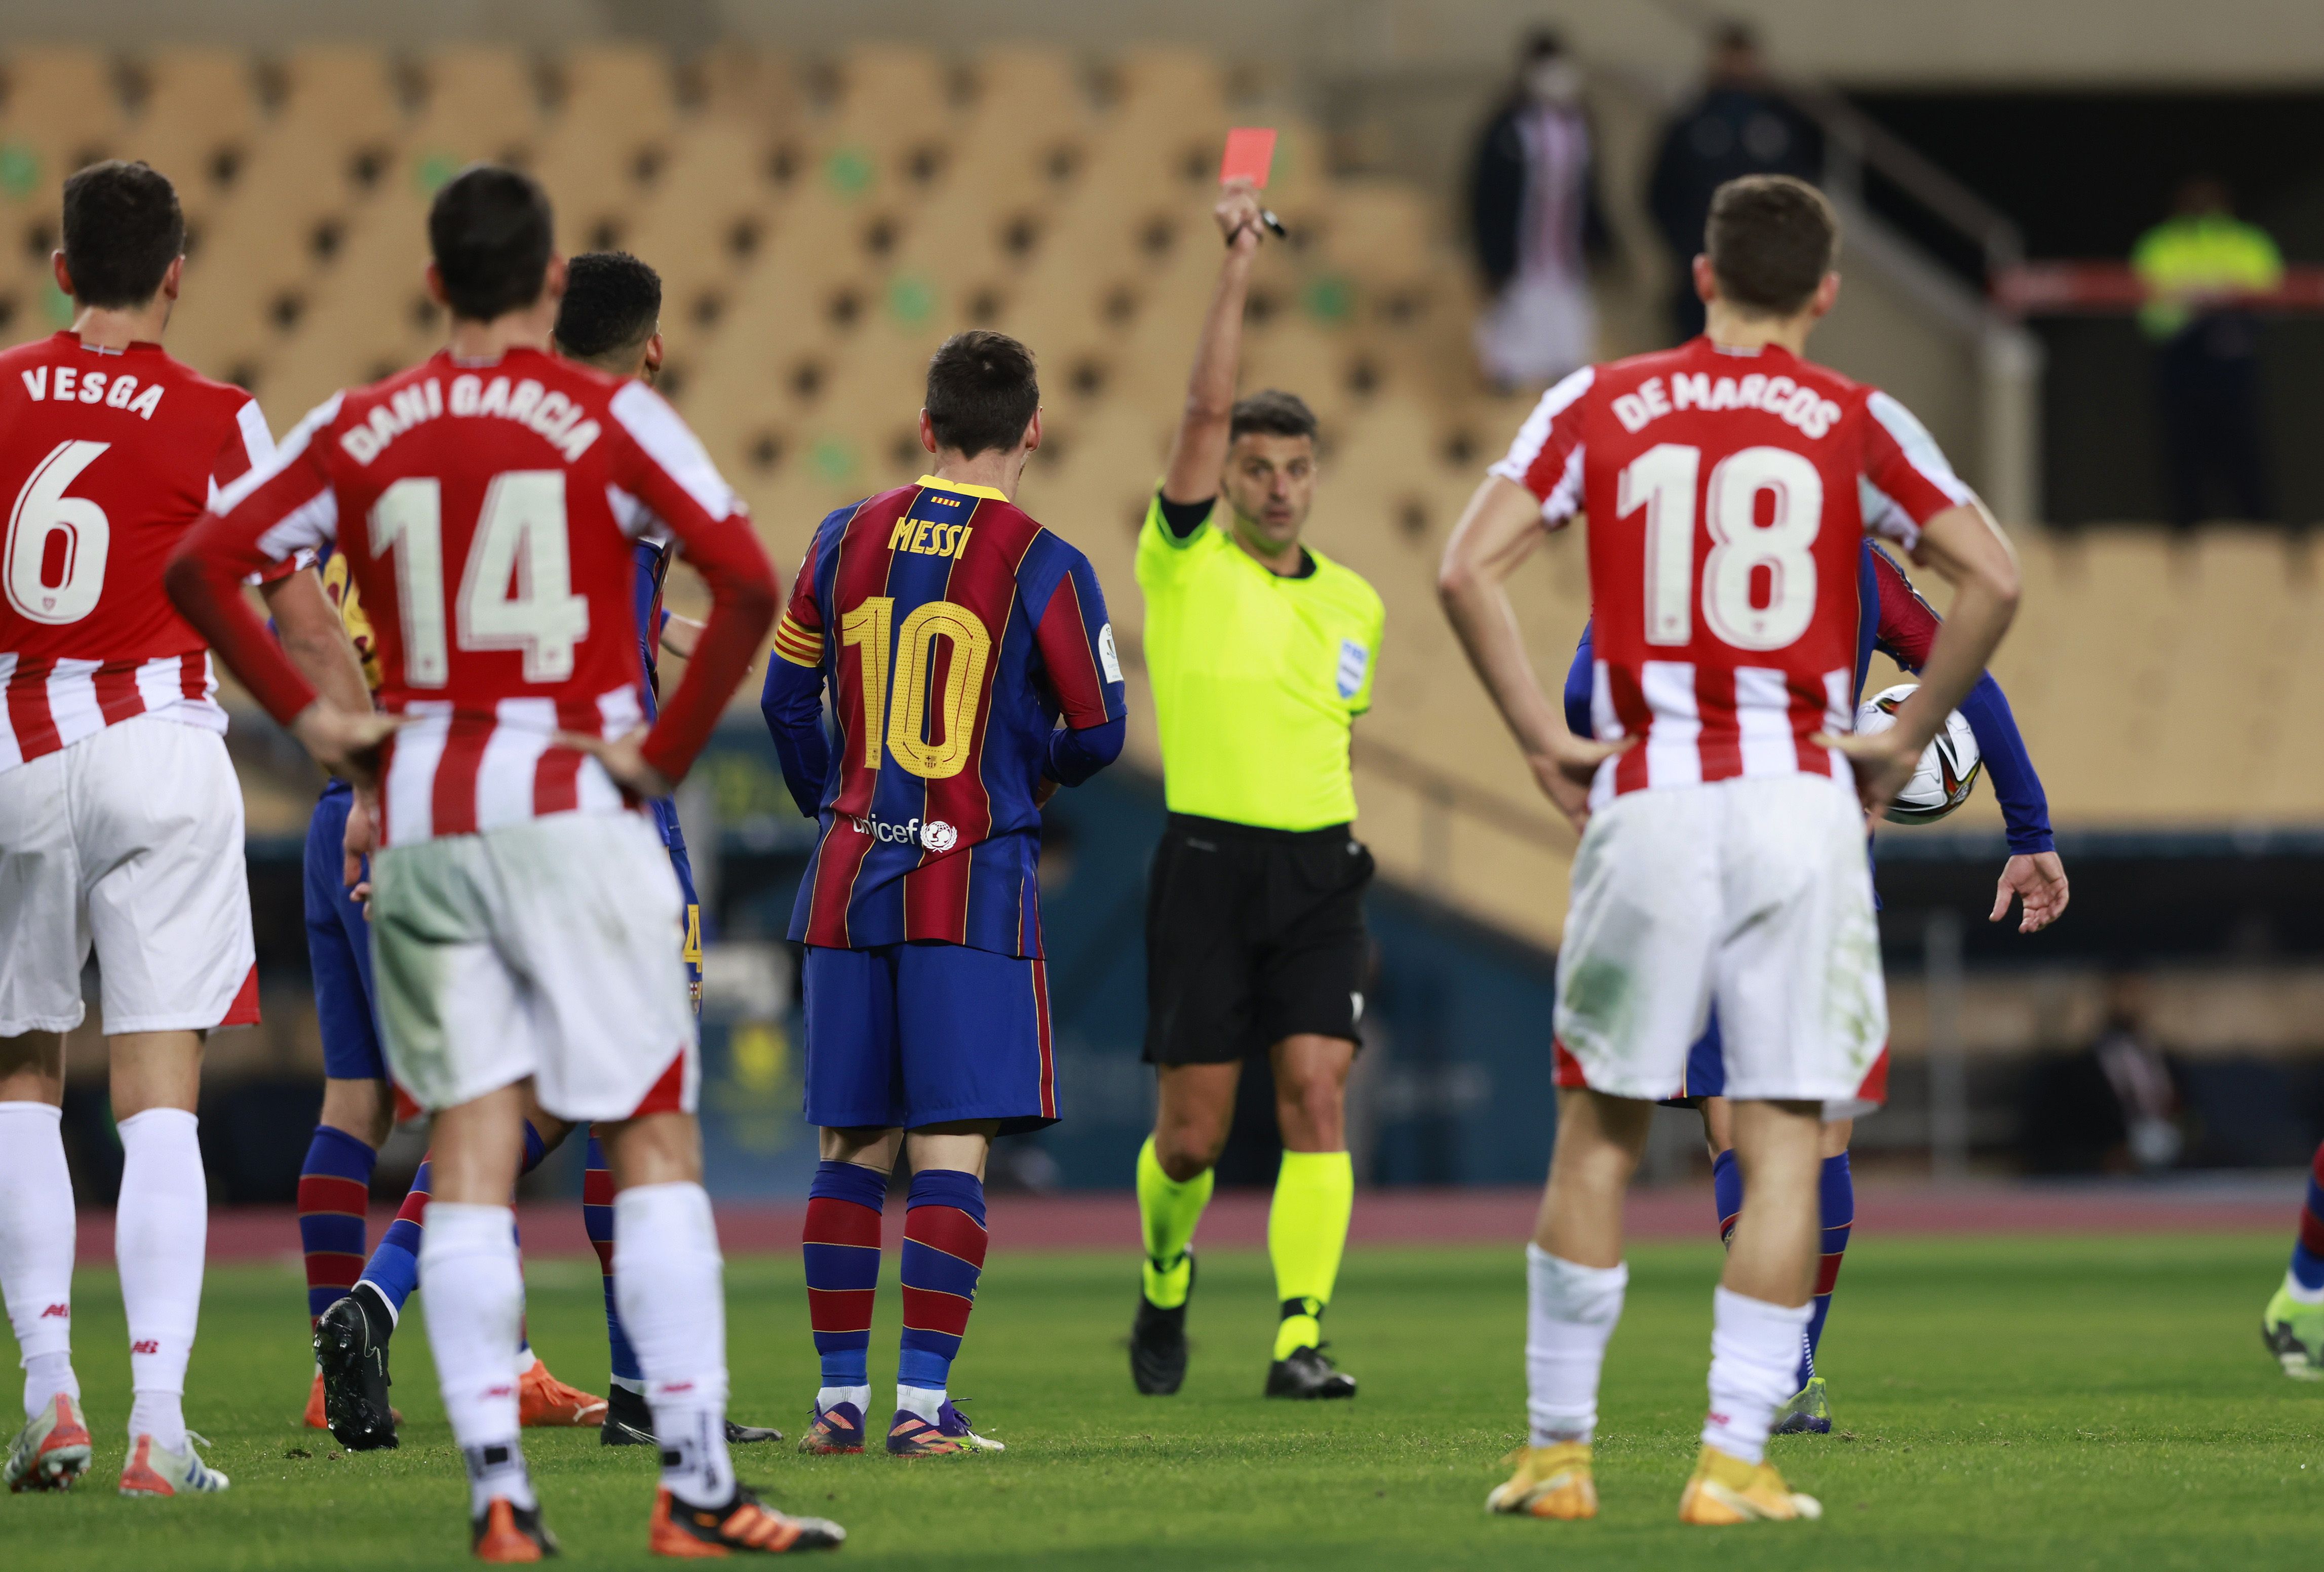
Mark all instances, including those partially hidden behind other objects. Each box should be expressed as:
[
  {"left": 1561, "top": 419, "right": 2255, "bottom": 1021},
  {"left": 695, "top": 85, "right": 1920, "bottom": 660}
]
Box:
[{"left": 9, "top": 1230, "right": 2323, "bottom": 1568}]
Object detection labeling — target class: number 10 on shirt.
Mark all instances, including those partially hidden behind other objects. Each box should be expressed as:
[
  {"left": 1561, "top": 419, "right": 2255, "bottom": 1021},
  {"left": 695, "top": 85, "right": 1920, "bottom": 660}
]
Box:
[{"left": 838, "top": 594, "right": 993, "bottom": 780}]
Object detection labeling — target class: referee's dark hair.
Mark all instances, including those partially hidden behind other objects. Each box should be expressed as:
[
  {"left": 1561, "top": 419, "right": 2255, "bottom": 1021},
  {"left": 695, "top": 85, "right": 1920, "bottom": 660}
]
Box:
[
  {"left": 925, "top": 330, "right": 1040, "bottom": 457},
  {"left": 554, "top": 251, "right": 662, "bottom": 369},
  {"left": 60, "top": 161, "right": 184, "bottom": 309},
  {"left": 1705, "top": 174, "right": 1838, "bottom": 319},
  {"left": 429, "top": 164, "right": 555, "bottom": 322},
  {"left": 1229, "top": 389, "right": 1319, "bottom": 444}
]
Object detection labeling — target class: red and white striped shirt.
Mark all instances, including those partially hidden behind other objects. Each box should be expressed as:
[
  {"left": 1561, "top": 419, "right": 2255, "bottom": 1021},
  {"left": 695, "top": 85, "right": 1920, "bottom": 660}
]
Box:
[
  {"left": 175, "top": 346, "right": 777, "bottom": 847},
  {"left": 0, "top": 332, "right": 274, "bottom": 771},
  {"left": 1490, "top": 336, "right": 1975, "bottom": 808}
]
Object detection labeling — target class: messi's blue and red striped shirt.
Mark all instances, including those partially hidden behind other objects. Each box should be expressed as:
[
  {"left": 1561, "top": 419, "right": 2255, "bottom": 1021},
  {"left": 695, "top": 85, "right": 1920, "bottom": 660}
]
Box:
[{"left": 760, "top": 476, "right": 1127, "bottom": 958}]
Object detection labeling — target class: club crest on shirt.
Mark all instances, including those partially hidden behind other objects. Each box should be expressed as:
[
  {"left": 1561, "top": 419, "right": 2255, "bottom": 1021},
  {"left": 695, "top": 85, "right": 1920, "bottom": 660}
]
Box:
[{"left": 1335, "top": 639, "right": 1369, "bottom": 700}]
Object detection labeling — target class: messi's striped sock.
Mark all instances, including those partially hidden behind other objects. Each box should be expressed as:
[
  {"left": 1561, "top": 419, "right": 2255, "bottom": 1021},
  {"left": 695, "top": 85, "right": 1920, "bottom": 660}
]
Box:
[
  {"left": 1711, "top": 1147, "right": 1743, "bottom": 1247},
  {"left": 1137, "top": 1135, "right": 1211, "bottom": 1310},
  {"left": 897, "top": 1169, "right": 987, "bottom": 1419},
  {"left": 804, "top": 1160, "right": 885, "bottom": 1410},
  {"left": 583, "top": 1132, "right": 643, "bottom": 1388},
  {"left": 1797, "top": 1152, "right": 1855, "bottom": 1389},
  {"left": 297, "top": 1125, "right": 377, "bottom": 1323},
  {"left": 2288, "top": 1141, "right": 2324, "bottom": 1302},
  {"left": 1268, "top": 1150, "right": 1353, "bottom": 1361}
]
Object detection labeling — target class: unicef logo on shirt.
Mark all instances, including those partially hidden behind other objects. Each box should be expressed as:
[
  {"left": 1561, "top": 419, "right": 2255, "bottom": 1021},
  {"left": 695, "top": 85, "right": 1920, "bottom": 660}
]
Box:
[{"left": 921, "top": 819, "right": 959, "bottom": 853}]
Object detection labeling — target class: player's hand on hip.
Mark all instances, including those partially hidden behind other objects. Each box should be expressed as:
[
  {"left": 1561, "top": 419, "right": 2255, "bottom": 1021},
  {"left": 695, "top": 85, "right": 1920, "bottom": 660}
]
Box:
[
  {"left": 1527, "top": 734, "right": 1629, "bottom": 831},
  {"left": 292, "top": 701, "right": 402, "bottom": 790},
  {"left": 1816, "top": 728, "right": 1919, "bottom": 819},
  {"left": 1215, "top": 178, "right": 1265, "bottom": 253},
  {"left": 1992, "top": 850, "right": 2070, "bottom": 934},
  {"left": 555, "top": 725, "right": 676, "bottom": 800}
]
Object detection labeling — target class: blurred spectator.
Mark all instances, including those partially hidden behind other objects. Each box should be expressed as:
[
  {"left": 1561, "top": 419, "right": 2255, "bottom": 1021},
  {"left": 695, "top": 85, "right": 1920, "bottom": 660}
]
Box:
[
  {"left": 2133, "top": 176, "right": 2281, "bottom": 527},
  {"left": 1646, "top": 21, "right": 1821, "bottom": 343},
  {"left": 1466, "top": 28, "right": 1610, "bottom": 390},
  {"left": 2019, "top": 976, "right": 2187, "bottom": 1175}
]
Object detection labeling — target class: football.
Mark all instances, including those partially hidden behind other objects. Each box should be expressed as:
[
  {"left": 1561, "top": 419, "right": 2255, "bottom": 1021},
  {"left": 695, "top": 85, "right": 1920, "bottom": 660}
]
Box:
[{"left": 1853, "top": 682, "right": 1983, "bottom": 824}]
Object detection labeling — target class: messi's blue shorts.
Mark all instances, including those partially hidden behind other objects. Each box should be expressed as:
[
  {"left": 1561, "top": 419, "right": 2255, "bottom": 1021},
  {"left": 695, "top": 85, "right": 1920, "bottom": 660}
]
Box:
[
  {"left": 801, "top": 941, "right": 1058, "bottom": 1134},
  {"left": 304, "top": 781, "right": 385, "bottom": 1083},
  {"left": 1660, "top": 1011, "right": 1727, "bottom": 1104}
]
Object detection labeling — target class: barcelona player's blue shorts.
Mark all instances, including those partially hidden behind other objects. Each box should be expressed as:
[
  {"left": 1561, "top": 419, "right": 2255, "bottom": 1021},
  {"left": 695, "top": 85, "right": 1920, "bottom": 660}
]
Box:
[
  {"left": 1659, "top": 1012, "right": 1727, "bottom": 1105},
  {"left": 304, "top": 780, "right": 385, "bottom": 1083},
  {"left": 801, "top": 940, "right": 1058, "bottom": 1134}
]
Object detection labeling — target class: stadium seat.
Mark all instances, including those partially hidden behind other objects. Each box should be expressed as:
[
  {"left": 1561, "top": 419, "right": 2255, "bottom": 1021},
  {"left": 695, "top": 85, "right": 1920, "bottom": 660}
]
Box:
[
  {"left": 408, "top": 46, "right": 542, "bottom": 169},
  {"left": 1104, "top": 44, "right": 1227, "bottom": 127},
  {"left": 271, "top": 46, "right": 406, "bottom": 165},
  {"left": 0, "top": 48, "right": 129, "bottom": 215},
  {"left": 128, "top": 48, "right": 262, "bottom": 222},
  {"left": 690, "top": 44, "right": 802, "bottom": 131},
  {"left": 555, "top": 44, "right": 678, "bottom": 146}
]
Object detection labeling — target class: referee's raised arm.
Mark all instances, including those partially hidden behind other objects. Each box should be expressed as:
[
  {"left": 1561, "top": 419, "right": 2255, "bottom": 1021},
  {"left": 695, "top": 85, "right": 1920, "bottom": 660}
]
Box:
[{"left": 1159, "top": 178, "right": 1267, "bottom": 513}]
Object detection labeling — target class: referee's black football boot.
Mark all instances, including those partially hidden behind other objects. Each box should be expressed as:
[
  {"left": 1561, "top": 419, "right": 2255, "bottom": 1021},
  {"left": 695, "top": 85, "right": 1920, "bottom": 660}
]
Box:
[
  {"left": 1266, "top": 1302, "right": 1357, "bottom": 1399},
  {"left": 1130, "top": 1252, "right": 1196, "bottom": 1395},
  {"left": 314, "top": 1283, "right": 399, "bottom": 1451},
  {"left": 602, "top": 1384, "right": 786, "bottom": 1447}
]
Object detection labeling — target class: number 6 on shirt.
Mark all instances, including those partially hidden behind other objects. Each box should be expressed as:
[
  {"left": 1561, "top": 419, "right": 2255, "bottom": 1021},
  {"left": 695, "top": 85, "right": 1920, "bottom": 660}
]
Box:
[{"left": 370, "top": 469, "right": 591, "bottom": 686}]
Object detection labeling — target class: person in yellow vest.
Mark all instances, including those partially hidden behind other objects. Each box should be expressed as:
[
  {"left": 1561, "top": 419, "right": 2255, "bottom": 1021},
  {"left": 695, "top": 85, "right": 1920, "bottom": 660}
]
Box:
[
  {"left": 1127, "top": 178, "right": 1385, "bottom": 1401},
  {"left": 2132, "top": 175, "right": 2281, "bottom": 527}
]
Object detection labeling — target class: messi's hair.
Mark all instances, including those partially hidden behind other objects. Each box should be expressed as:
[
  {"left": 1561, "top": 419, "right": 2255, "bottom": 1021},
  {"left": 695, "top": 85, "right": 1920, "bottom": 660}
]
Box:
[
  {"left": 554, "top": 250, "right": 662, "bottom": 367},
  {"left": 60, "top": 161, "right": 184, "bottom": 310},
  {"left": 1228, "top": 388, "right": 1319, "bottom": 444},
  {"left": 428, "top": 164, "right": 555, "bottom": 322},
  {"left": 923, "top": 330, "right": 1040, "bottom": 457},
  {"left": 1705, "top": 174, "right": 1839, "bottom": 318}
]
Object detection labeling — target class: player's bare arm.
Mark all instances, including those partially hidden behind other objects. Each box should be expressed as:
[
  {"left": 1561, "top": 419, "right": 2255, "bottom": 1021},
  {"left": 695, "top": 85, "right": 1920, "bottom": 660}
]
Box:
[
  {"left": 1438, "top": 473, "right": 1626, "bottom": 827},
  {"left": 1160, "top": 178, "right": 1266, "bottom": 507},
  {"left": 660, "top": 611, "right": 704, "bottom": 659},
  {"left": 1821, "top": 501, "right": 2020, "bottom": 815},
  {"left": 260, "top": 566, "right": 371, "bottom": 718}
]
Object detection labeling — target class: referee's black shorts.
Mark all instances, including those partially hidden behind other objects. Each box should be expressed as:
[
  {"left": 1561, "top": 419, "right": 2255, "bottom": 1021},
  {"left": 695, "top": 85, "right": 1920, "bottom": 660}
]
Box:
[{"left": 1142, "top": 813, "right": 1374, "bottom": 1066}]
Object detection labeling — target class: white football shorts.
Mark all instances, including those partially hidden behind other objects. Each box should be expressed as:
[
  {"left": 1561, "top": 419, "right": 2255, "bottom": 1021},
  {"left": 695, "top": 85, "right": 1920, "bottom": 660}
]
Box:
[
  {"left": 367, "top": 809, "right": 698, "bottom": 1121},
  {"left": 0, "top": 714, "right": 256, "bottom": 1036},
  {"left": 1552, "top": 773, "right": 1888, "bottom": 1119}
]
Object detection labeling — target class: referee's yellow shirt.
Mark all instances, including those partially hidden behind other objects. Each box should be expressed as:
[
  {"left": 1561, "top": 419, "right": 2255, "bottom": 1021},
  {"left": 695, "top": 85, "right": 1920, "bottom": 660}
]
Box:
[{"left": 1135, "top": 492, "right": 1384, "bottom": 832}]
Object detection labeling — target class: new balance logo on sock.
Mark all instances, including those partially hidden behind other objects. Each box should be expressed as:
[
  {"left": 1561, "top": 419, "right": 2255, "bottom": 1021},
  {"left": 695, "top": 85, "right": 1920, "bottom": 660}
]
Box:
[
  {"left": 42, "top": 1304, "right": 68, "bottom": 1318},
  {"left": 132, "top": 1339, "right": 158, "bottom": 1354}
]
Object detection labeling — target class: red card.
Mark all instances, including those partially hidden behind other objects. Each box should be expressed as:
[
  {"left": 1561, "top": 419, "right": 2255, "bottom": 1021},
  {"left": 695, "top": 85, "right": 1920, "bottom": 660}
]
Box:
[{"left": 1220, "top": 127, "right": 1276, "bottom": 188}]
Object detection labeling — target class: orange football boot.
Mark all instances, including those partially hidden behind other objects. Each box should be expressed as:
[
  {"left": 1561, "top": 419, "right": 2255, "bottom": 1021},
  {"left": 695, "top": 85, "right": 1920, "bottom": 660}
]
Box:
[
  {"left": 472, "top": 1497, "right": 558, "bottom": 1561},
  {"left": 304, "top": 1371, "right": 329, "bottom": 1429},
  {"left": 649, "top": 1485, "right": 845, "bottom": 1556},
  {"left": 6, "top": 1392, "right": 92, "bottom": 1492},
  {"left": 518, "top": 1355, "right": 606, "bottom": 1428}
]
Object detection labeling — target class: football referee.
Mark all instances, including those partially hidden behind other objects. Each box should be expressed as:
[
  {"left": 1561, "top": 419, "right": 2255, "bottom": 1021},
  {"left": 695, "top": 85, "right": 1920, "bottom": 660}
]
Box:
[{"left": 1129, "top": 179, "right": 1385, "bottom": 1400}]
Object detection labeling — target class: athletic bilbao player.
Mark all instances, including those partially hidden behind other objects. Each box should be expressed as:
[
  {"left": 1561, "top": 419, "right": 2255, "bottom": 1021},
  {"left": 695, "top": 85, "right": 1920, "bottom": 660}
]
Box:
[
  {"left": 168, "top": 166, "right": 841, "bottom": 1558},
  {"left": 0, "top": 160, "right": 368, "bottom": 1498},
  {"left": 760, "top": 330, "right": 1127, "bottom": 1457},
  {"left": 1440, "top": 174, "right": 2021, "bottom": 1524},
  {"left": 1559, "top": 542, "right": 2067, "bottom": 1436}
]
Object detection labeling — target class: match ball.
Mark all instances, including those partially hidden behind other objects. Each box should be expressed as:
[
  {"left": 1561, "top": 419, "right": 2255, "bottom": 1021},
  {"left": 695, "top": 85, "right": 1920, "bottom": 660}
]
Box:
[{"left": 1852, "top": 682, "right": 1982, "bottom": 825}]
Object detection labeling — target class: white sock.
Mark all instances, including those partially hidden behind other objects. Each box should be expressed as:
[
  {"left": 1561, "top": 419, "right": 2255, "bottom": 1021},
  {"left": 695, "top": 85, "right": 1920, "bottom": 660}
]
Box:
[
  {"left": 117, "top": 1108, "right": 205, "bottom": 1451},
  {"left": 613, "top": 1375, "right": 645, "bottom": 1395},
  {"left": 0, "top": 1104, "right": 79, "bottom": 1420},
  {"left": 897, "top": 1384, "right": 944, "bottom": 1423},
  {"left": 614, "top": 1182, "right": 733, "bottom": 1509},
  {"left": 817, "top": 1385, "right": 870, "bottom": 1416},
  {"left": 1525, "top": 1244, "right": 1627, "bottom": 1446},
  {"left": 2286, "top": 1270, "right": 2324, "bottom": 1307},
  {"left": 418, "top": 1202, "right": 532, "bottom": 1511},
  {"left": 1702, "top": 1286, "right": 1813, "bottom": 1467}
]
